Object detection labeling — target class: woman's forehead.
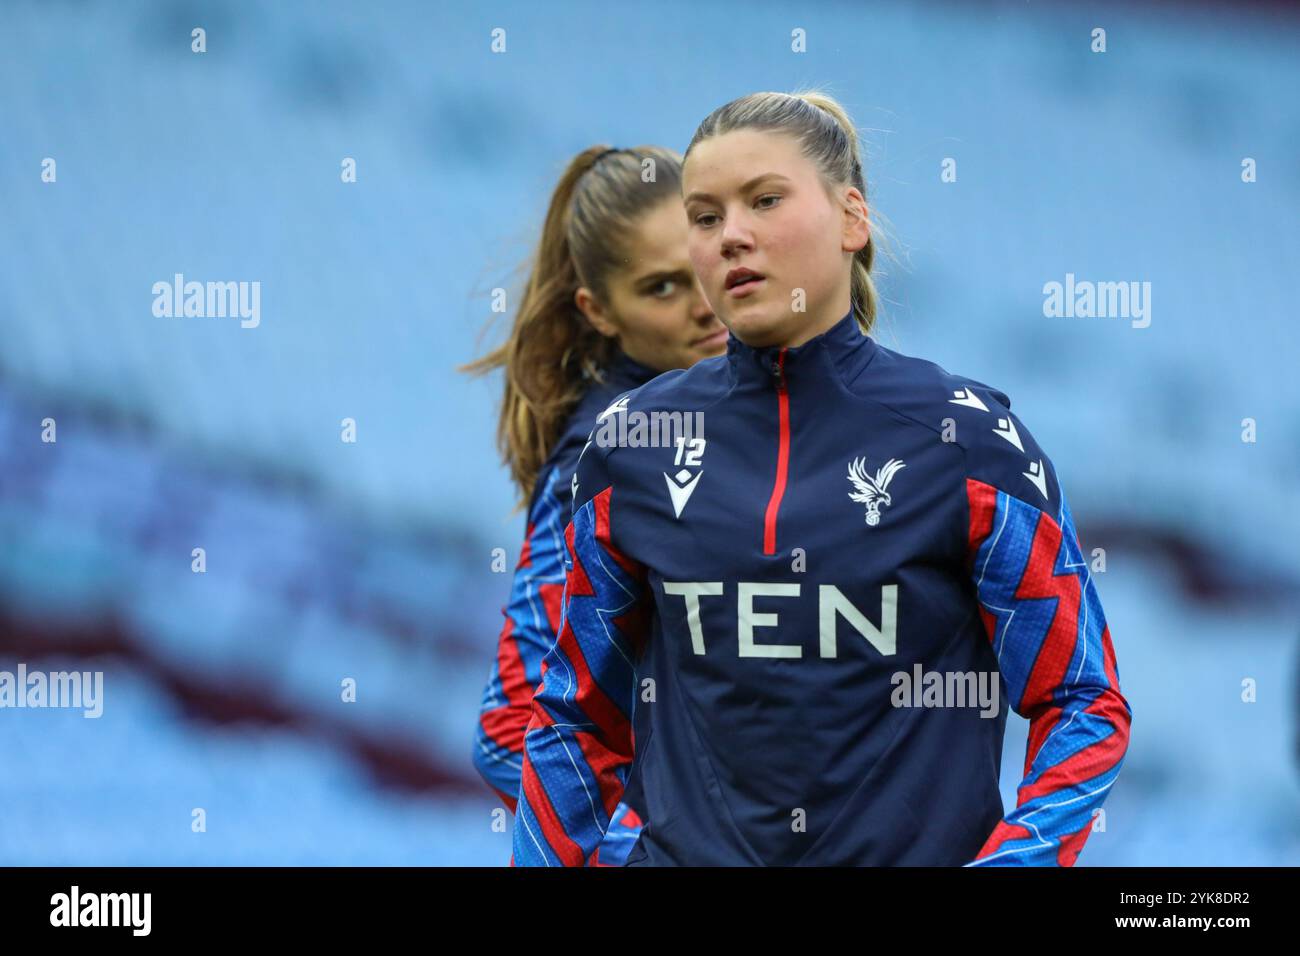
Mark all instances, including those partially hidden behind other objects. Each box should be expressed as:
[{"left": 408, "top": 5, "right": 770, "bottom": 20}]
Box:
[
  {"left": 684, "top": 130, "right": 806, "bottom": 190},
  {"left": 614, "top": 203, "right": 691, "bottom": 281}
]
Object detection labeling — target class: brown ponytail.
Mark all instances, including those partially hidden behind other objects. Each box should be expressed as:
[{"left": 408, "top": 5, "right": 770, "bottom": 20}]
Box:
[{"left": 460, "top": 144, "right": 684, "bottom": 510}]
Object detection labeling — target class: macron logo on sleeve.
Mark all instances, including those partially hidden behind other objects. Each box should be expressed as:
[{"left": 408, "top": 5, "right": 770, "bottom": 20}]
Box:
[
  {"left": 992, "top": 416, "right": 1023, "bottom": 451},
  {"left": 1022, "top": 460, "right": 1049, "bottom": 500},
  {"left": 949, "top": 387, "right": 989, "bottom": 411}
]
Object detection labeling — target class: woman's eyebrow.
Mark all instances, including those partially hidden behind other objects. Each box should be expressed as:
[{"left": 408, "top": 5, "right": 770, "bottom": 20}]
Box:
[
  {"left": 634, "top": 267, "right": 692, "bottom": 287},
  {"left": 684, "top": 172, "right": 791, "bottom": 205}
]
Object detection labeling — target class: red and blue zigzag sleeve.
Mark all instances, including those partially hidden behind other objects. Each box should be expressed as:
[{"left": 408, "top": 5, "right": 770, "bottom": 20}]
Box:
[
  {"left": 472, "top": 465, "right": 572, "bottom": 810},
  {"left": 963, "top": 477, "right": 1132, "bottom": 866},
  {"left": 512, "top": 448, "right": 651, "bottom": 866}
]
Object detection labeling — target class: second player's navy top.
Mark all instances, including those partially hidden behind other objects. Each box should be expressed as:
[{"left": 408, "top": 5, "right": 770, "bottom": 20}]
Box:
[{"left": 473, "top": 349, "right": 658, "bottom": 865}]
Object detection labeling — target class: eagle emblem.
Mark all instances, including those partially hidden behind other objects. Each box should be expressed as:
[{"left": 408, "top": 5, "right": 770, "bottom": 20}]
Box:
[{"left": 846, "top": 456, "right": 905, "bottom": 526}]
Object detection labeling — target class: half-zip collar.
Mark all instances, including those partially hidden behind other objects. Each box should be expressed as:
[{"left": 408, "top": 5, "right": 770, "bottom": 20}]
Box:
[
  {"left": 602, "top": 349, "right": 660, "bottom": 392},
  {"left": 725, "top": 306, "right": 875, "bottom": 388},
  {"left": 724, "top": 307, "right": 877, "bottom": 556}
]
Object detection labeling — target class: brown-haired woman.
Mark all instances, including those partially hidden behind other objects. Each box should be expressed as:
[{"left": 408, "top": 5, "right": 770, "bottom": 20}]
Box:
[{"left": 466, "top": 144, "right": 726, "bottom": 865}]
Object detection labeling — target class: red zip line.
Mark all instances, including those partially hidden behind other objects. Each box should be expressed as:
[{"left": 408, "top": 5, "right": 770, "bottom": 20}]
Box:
[{"left": 762, "top": 347, "right": 790, "bottom": 555}]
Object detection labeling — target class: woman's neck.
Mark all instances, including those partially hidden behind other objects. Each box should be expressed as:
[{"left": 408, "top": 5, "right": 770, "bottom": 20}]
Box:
[{"left": 780, "top": 302, "right": 850, "bottom": 349}]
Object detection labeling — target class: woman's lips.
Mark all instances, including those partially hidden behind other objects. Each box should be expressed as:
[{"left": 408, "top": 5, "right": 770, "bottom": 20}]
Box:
[
  {"left": 727, "top": 276, "right": 765, "bottom": 298},
  {"left": 694, "top": 327, "right": 729, "bottom": 350}
]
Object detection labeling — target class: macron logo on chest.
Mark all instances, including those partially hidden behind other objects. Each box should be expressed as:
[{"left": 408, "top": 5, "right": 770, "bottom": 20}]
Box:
[
  {"left": 665, "top": 469, "right": 703, "bottom": 518},
  {"left": 664, "top": 436, "right": 707, "bottom": 519}
]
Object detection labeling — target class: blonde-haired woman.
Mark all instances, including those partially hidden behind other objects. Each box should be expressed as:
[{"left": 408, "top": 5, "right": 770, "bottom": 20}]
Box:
[
  {"left": 512, "top": 93, "right": 1132, "bottom": 866},
  {"left": 467, "top": 144, "right": 725, "bottom": 865}
]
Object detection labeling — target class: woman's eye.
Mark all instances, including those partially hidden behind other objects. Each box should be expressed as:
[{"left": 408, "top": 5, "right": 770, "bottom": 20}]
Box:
[
  {"left": 756, "top": 194, "right": 781, "bottom": 210},
  {"left": 693, "top": 212, "right": 719, "bottom": 227}
]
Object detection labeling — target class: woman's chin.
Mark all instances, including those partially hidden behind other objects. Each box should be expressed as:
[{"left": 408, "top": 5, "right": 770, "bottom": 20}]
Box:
[{"left": 725, "top": 308, "right": 785, "bottom": 348}]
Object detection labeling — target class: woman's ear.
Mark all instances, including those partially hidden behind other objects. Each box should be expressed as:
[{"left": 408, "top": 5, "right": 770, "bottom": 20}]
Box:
[
  {"left": 574, "top": 287, "right": 619, "bottom": 339},
  {"left": 840, "top": 186, "right": 870, "bottom": 254}
]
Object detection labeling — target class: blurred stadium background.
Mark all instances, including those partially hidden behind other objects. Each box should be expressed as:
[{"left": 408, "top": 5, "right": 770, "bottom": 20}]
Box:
[{"left": 1, "top": 0, "right": 1297, "bottom": 864}]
